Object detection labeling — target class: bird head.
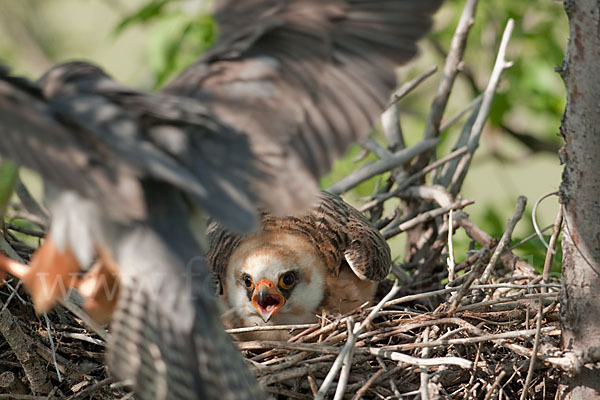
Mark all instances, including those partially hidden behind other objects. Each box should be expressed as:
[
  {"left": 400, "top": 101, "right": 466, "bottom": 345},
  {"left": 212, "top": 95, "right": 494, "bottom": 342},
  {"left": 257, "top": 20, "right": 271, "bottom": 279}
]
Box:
[
  {"left": 224, "top": 232, "right": 327, "bottom": 325},
  {"left": 242, "top": 271, "right": 297, "bottom": 322}
]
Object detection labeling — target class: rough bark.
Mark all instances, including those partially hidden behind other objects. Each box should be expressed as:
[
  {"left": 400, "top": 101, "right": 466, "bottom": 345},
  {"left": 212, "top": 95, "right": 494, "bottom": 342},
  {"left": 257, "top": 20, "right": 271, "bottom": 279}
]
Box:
[{"left": 558, "top": 0, "right": 600, "bottom": 398}]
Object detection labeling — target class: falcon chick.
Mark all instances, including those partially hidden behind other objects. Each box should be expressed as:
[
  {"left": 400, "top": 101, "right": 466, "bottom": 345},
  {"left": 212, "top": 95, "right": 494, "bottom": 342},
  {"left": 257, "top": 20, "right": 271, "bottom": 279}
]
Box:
[{"left": 208, "top": 192, "right": 391, "bottom": 340}]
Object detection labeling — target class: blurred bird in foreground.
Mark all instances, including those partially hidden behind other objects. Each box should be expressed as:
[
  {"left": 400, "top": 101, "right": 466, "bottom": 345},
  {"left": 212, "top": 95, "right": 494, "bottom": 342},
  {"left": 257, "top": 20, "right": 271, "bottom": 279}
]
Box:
[{"left": 0, "top": 0, "right": 443, "bottom": 398}]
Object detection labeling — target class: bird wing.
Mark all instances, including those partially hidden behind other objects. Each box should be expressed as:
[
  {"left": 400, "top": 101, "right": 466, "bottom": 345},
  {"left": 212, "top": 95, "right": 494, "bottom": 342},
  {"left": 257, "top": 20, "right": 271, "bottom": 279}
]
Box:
[
  {"left": 107, "top": 183, "right": 262, "bottom": 400},
  {"left": 0, "top": 67, "right": 146, "bottom": 221},
  {"left": 164, "top": 0, "right": 443, "bottom": 215},
  {"left": 207, "top": 191, "right": 391, "bottom": 284},
  {"left": 1, "top": 63, "right": 260, "bottom": 231}
]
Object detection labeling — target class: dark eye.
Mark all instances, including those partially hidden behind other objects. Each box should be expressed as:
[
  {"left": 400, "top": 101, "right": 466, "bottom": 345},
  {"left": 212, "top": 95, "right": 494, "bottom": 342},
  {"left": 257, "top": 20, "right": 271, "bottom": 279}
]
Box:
[
  {"left": 242, "top": 274, "right": 254, "bottom": 290},
  {"left": 279, "top": 272, "right": 296, "bottom": 290}
]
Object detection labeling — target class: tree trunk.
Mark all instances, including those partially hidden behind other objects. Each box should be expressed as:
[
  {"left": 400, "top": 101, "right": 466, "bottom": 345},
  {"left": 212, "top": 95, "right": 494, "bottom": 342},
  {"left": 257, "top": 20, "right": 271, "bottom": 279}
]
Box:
[{"left": 558, "top": 0, "right": 600, "bottom": 398}]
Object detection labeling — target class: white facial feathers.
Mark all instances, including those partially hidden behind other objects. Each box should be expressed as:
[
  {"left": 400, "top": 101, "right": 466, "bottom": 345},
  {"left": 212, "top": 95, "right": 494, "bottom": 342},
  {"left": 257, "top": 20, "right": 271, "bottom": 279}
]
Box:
[{"left": 224, "top": 232, "right": 327, "bottom": 325}]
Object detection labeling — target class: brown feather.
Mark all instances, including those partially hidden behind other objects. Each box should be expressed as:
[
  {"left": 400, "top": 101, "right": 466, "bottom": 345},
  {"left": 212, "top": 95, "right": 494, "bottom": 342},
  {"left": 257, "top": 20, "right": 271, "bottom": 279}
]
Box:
[{"left": 207, "top": 191, "right": 391, "bottom": 294}]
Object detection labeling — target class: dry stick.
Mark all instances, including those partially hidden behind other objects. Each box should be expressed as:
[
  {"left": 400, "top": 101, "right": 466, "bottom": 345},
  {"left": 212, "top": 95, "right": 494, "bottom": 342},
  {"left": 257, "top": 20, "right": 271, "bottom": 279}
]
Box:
[
  {"left": 43, "top": 313, "right": 62, "bottom": 382},
  {"left": 227, "top": 323, "right": 316, "bottom": 334},
  {"left": 69, "top": 377, "right": 118, "bottom": 400},
  {"left": 352, "top": 368, "right": 387, "bottom": 400},
  {"left": 59, "top": 298, "right": 110, "bottom": 342},
  {"left": 314, "top": 282, "right": 401, "bottom": 400},
  {"left": 439, "top": 94, "right": 483, "bottom": 133},
  {"left": 447, "top": 19, "right": 515, "bottom": 196},
  {"left": 362, "top": 137, "right": 392, "bottom": 160},
  {"left": 447, "top": 249, "right": 489, "bottom": 313},
  {"left": 447, "top": 209, "right": 456, "bottom": 281},
  {"left": 359, "top": 146, "right": 469, "bottom": 212},
  {"left": 478, "top": 195, "right": 526, "bottom": 284},
  {"left": 327, "top": 138, "right": 438, "bottom": 195},
  {"left": 422, "top": 0, "right": 479, "bottom": 144},
  {"left": 455, "top": 292, "right": 557, "bottom": 313},
  {"left": 386, "top": 66, "right": 438, "bottom": 110},
  {"left": 483, "top": 370, "right": 507, "bottom": 400},
  {"left": 510, "top": 224, "right": 554, "bottom": 251},
  {"left": 519, "top": 206, "right": 563, "bottom": 400},
  {"left": 531, "top": 191, "right": 559, "bottom": 252},
  {"left": 381, "top": 103, "right": 405, "bottom": 152},
  {"left": 454, "top": 210, "right": 537, "bottom": 276},
  {"left": 383, "top": 199, "right": 474, "bottom": 239},
  {"left": 419, "top": 327, "right": 432, "bottom": 400},
  {"left": 380, "top": 71, "right": 440, "bottom": 155},
  {"left": 366, "top": 349, "right": 473, "bottom": 369},
  {"left": 382, "top": 327, "right": 558, "bottom": 352},
  {"left": 380, "top": 65, "right": 436, "bottom": 161},
  {"left": 0, "top": 299, "right": 49, "bottom": 394},
  {"left": 333, "top": 318, "right": 355, "bottom": 400}
]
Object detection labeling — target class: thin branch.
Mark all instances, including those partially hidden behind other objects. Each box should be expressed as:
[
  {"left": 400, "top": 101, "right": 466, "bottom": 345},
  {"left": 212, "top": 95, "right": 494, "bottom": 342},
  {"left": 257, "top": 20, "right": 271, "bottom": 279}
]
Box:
[
  {"left": 327, "top": 139, "right": 438, "bottom": 195},
  {"left": 478, "top": 195, "right": 527, "bottom": 284},
  {"left": 314, "top": 282, "right": 401, "bottom": 400},
  {"left": 532, "top": 191, "right": 560, "bottom": 252},
  {"left": 446, "top": 19, "right": 515, "bottom": 195},
  {"left": 520, "top": 205, "right": 563, "bottom": 400},
  {"left": 383, "top": 199, "right": 474, "bottom": 239},
  {"left": 360, "top": 146, "right": 469, "bottom": 212},
  {"left": 423, "top": 0, "right": 479, "bottom": 141},
  {"left": 386, "top": 65, "right": 438, "bottom": 109},
  {"left": 333, "top": 318, "right": 354, "bottom": 400}
]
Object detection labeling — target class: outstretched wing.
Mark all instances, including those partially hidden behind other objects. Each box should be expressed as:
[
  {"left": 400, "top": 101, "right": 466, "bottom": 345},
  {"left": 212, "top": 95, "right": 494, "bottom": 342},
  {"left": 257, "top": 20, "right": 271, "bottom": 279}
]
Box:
[
  {"left": 1, "top": 63, "right": 260, "bottom": 230},
  {"left": 164, "top": 0, "right": 444, "bottom": 215},
  {"left": 0, "top": 66, "right": 146, "bottom": 221}
]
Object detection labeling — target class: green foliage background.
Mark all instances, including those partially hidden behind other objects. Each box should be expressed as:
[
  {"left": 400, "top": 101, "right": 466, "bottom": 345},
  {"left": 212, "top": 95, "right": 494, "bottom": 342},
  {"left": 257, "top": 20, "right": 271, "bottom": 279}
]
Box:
[{"left": 0, "top": 0, "right": 567, "bottom": 275}]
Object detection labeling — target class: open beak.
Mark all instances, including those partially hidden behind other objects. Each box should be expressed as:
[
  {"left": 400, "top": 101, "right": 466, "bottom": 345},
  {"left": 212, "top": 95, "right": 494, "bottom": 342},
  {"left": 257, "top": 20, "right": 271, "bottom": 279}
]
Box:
[{"left": 251, "top": 279, "right": 285, "bottom": 323}]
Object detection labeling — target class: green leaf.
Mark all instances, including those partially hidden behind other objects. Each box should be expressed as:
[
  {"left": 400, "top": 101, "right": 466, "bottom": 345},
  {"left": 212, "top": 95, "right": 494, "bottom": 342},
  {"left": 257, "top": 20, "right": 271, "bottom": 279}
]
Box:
[{"left": 114, "top": 0, "right": 171, "bottom": 34}]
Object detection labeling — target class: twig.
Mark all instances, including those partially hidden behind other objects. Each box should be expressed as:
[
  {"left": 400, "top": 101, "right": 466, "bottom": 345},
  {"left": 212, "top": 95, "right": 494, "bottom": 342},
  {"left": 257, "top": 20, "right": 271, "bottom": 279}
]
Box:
[
  {"left": 423, "top": 0, "right": 479, "bottom": 142},
  {"left": 383, "top": 199, "right": 474, "bottom": 239},
  {"left": 447, "top": 249, "right": 489, "bottom": 313},
  {"left": 327, "top": 139, "right": 438, "bottom": 194},
  {"left": 542, "top": 206, "right": 563, "bottom": 283},
  {"left": 510, "top": 223, "right": 554, "bottom": 251},
  {"left": 359, "top": 146, "right": 469, "bottom": 212},
  {"left": 0, "top": 299, "right": 49, "bottom": 393},
  {"left": 386, "top": 66, "right": 438, "bottom": 109},
  {"left": 447, "top": 209, "right": 456, "bottom": 282},
  {"left": 483, "top": 371, "right": 507, "bottom": 400},
  {"left": 366, "top": 348, "right": 472, "bottom": 369},
  {"left": 519, "top": 205, "right": 563, "bottom": 400},
  {"left": 439, "top": 94, "right": 483, "bottom": 133},
  {"left": 314, "top": 282, "right": 401, "bottom": 400},
  {"left": 43, "top": 313, "right": 62, "bottom": 382},
  {"left": 362, "top": 138, "right": 392, "bottom": 160},
  {"left": 478, "top": 196, "right": 526, "bottom": 284},
  {"left": 419, "top": 327, "right": 431, "bottom": 400},
  {"left": 333, "top": 318, "right": 355, "bottom": 400},
  {"left": 446, "top": 19, "right": 515, "bottom": 195},
  {"left": 531, "top": 191, "right": 559, "bottom": 253},
  {"left": 68, "top": 377, "right": 117, "bottom": 400},
  {"left": 382, "top": 326, "right": 558, "bottom": 351},
  {"left": 454, "top": 210, "right": 537, "bottom": 276},
  {"left": 352, "top": 368, "right": 386, "bottom": 400},
  {"left": 227, "top": 323, "right": 316, "bottom": 334}
]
